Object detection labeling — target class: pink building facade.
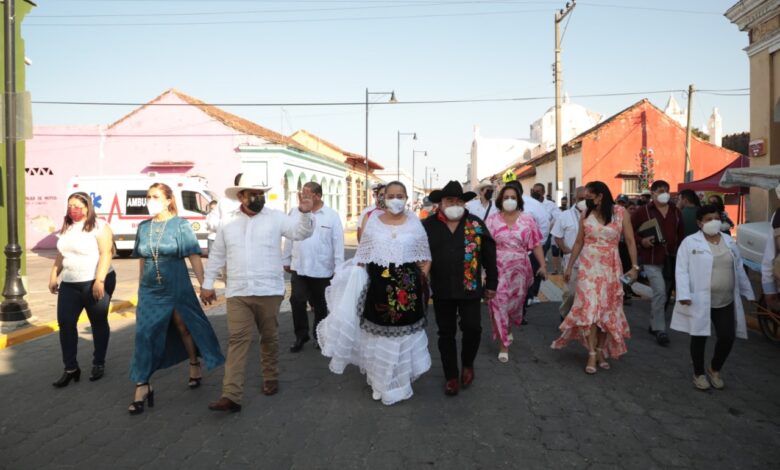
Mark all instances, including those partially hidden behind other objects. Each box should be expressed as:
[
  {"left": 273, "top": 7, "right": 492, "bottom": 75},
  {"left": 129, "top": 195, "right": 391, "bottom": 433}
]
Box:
[{"left": 26, "top": 89, "right": 348, "bottom": 249}]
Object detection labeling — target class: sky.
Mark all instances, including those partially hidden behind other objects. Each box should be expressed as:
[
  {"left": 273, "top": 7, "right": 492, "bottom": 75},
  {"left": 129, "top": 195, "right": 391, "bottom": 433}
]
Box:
[{"left": 24, "top": 0, "right": 750, "bottom": 187}]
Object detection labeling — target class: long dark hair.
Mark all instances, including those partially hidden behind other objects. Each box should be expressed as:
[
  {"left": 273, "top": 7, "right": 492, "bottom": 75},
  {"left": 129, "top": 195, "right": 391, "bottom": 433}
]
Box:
[
  {"left": 60, "top": 192, "right": 97, "bottom": 234},
  {"left": 585, "top": 181, "right": 615, "bottom": 225}
]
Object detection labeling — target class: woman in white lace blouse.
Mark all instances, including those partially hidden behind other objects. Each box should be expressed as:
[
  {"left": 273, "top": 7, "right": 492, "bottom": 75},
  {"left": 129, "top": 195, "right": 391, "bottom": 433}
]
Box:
[{"left": 317, "top": 181, "right": 432, "bottom": 405}]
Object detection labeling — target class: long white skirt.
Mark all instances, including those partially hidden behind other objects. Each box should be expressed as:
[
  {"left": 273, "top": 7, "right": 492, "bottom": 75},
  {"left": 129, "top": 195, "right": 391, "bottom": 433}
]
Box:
[{"left": 317, "top": 259, "right": 431, "bottom": 406}]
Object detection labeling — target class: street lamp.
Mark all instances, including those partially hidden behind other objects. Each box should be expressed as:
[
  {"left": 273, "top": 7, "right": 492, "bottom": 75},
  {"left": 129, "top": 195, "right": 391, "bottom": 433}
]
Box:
[
  {"left": 365, "top": 88, "right": 396, "bottom": 207},
  {"left": 424, "top": 166, "right": 437, "bottom": 193},
  {"left": 412, "top": 150, "right": 427, "bottom": 203},
  {"left": 397, "top": 130, "right": 416, "bottom": 181},
  {"left": 1, "top": 0, "right": 30, "bottom": 322}
]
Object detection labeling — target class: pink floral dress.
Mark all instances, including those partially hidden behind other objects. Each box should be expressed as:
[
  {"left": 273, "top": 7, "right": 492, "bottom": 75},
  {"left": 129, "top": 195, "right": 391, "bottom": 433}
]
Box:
[
  {"left": 551, "top": 205, "right": 631, "bottom": 358},
  {"left": 486, "top": 211, "right": 543, "bottom": 347}
]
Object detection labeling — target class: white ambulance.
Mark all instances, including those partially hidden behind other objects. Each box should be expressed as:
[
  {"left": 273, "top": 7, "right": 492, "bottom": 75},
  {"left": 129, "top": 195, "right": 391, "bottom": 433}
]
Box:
[{"left": 66, "top": 174, "right": 217, "bottom": 255}]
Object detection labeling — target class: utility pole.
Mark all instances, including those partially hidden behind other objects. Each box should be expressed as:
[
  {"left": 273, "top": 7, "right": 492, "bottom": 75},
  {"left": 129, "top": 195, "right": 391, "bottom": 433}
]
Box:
[
  {"left": 684, "top": 84, "right": 695, "bottom": 182},
  {"left": 554, "top": 0, "right": 576, "bottom": 206},
  {"left": 1, "top": 0, "right": 30, "bottom": 323}
]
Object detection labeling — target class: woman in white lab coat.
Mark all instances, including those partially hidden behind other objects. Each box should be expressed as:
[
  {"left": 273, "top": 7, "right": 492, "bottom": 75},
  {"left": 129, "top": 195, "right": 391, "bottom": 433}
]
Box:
[{"left": 671, "top": 205, "right": 755, "bottom": 391}]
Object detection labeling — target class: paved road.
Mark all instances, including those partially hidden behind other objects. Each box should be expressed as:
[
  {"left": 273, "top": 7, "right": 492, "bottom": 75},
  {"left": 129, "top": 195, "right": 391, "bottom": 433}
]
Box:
[{"left": 0, "top": 297, "right": 777, "bottom": 469}]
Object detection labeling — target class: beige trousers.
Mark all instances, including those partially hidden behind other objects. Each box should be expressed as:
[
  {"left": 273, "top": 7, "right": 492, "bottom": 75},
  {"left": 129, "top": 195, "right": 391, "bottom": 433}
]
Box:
[{"left": 222, "top": 295, "right": 283, "bottom": 404}]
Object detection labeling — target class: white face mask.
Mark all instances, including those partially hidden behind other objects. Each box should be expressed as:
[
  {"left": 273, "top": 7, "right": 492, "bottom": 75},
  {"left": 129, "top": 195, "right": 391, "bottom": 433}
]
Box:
[
  {"left": 385, "top": 198, "right": 406, "bottom": 215},
  {"left": 775, "top": 184, "right": 780, "bottom": 200},
  {"left": 444, "top": 205, "right": 465, "bottom": 221},
  {"left": 702, "top": 219, "right": 721, "bottom": 236},
  {"left": 147, "top": 199, "right": 165, "bottom": 216},
  {"left": 720, "top": 221, "right": 731, "bottom": 232},
  {"left": 656, "top": 192, "right": 670, "bottom": 205},
  {"left": 576, "top": 200, "right": 587, "bottom": 211},
  {"left": 502, "top": 198, "right": 518, "bottom": 212}
]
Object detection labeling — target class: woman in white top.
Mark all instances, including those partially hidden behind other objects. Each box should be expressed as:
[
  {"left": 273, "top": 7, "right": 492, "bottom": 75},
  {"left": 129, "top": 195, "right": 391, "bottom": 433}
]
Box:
[
  {"left": 672, "top": 204, "right": 754, "bottom": 390},
  {"left": 317, "top": 181, "right": 432, "bottom": 405},
  {"left": 49, "top": 192, "right": 115, "bottom": 387}
]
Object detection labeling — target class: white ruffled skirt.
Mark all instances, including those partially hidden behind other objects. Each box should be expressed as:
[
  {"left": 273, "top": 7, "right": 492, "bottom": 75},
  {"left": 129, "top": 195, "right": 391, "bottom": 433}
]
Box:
[{"left": 317, "top": 259, "right": 431, "bottom": 406}]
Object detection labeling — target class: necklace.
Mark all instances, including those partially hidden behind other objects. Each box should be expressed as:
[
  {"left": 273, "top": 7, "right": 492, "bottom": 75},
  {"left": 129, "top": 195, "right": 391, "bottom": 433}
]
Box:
[{"left": 150, "top": 217, "right": 171, "bottom": 284}]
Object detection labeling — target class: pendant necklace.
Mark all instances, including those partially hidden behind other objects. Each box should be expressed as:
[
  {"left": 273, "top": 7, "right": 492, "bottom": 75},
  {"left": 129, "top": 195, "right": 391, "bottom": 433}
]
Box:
[{"left": 150, "top": 217, "right": 171, "bottom": 284}]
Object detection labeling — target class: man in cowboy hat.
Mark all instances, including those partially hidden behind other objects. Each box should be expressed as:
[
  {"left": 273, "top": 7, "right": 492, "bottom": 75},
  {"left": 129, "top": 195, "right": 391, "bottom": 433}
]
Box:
[
  {"left": 422, "top": 181, "right": 497, "bottom": 396},
  {"left": 201, "top": 173, "right": 315, "bottom": 412},
  {"left": 465, "top": 180, "right": 495, "bottom": 221}
]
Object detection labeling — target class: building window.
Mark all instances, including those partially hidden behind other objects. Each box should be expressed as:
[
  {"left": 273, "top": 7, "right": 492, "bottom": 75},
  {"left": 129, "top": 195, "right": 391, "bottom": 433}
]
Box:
[
  {"left": 547, "top": 182, "right": 552, "bottom": 199},
  {"left": 621, "top": 177, "right": 641, "bottom": 195},
  {"left": 569, "top": 177, "right": 576, "bottom": 200}
]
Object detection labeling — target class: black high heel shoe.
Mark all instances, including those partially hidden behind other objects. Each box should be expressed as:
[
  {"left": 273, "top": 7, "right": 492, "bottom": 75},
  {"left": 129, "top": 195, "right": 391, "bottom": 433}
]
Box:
[
  {"left": 128, "top": 383, "right": 154, "bottom": 415},
  {"left": 89, "top": 365, "right": 105, "bottom": 382},
  {"left": 188, "top": 361, "right": 202, "bottom": 389},
  {"left": 52, "top": 368, "right": 81, "bottom": 388}
]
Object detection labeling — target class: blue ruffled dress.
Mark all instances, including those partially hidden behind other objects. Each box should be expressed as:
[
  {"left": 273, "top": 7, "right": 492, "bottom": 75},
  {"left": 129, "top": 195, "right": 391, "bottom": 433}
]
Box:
[{"left": 129, "top": 216, "right": 225, "bottom": 383}]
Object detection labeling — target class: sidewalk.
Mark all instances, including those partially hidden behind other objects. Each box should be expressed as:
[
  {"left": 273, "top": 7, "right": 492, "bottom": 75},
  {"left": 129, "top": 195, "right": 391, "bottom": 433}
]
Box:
[{"left": 0, "top": 299, "right": 777, "bottom": 469}]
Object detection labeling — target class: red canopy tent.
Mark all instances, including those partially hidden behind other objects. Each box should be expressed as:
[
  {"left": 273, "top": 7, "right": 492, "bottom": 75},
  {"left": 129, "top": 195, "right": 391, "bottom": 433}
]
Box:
[
  {"left": 677, "top": 154, "right": 750, "bottom": 223},
  {"left": 677, "top": 155, "right": 750, "bottom": 194}
]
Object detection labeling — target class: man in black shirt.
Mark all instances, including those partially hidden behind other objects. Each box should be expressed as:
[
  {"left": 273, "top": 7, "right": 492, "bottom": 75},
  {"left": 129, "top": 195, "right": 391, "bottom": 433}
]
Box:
[{"left": 423, "top": 181, "right": 498, "bottom": 397}]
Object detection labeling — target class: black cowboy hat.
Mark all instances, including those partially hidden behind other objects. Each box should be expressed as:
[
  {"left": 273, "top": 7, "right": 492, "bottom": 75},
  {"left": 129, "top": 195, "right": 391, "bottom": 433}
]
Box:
[{"left": 428, "top": 180, "right": 476, "bottom": 203}]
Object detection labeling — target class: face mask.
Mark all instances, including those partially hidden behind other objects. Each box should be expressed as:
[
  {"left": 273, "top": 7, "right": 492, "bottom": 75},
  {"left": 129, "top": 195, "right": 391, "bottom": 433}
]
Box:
[
  {"left": 68, "top": 207, "right": 85, "bottom": 222},
  {"left": 147, "top": 199, "right": 164, "bottom": 216},
  {"left": 484, "top": 189, "right": 494, "bottom": 200},
  {"left": 576, "top": 200, "right": 587, "bottom": 211},
  {"left": 378, "top": 195, "right": 386, "bottom": 208},
  {"left": 444, "top": 205, "right": 465, "bottom": 221},
  {"left": 386, "top": 198, "right": 406, "bottom": 215},
  {"left": 656, "top": 192, "right": 670, "bottom": 205},
  {"left": 720, "top": 221, "right": 731, "bottom": 232},
  {"left": 702, "top": 219, "right": 721, "bottom": 236},
  {"left": 585, "top": 199, "right": 597, "bottom": 210},
  {"left": 502, "top": 198, "right": 518, "bottom": 212},
  {"left": 247, "top": 195, "right": 265, "bottom": 213},
  {"left": 531, "top": 191, "right": 543, "bottom": 202},
  {"left": 775, "top": 184, "right": 780, "bottom": 200}
]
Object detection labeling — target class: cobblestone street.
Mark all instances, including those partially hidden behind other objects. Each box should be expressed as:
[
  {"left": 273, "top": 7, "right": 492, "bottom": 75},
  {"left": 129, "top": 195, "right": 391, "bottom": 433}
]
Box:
[{"left": 0, "top": 298, "right": 777, "bottom": 469}]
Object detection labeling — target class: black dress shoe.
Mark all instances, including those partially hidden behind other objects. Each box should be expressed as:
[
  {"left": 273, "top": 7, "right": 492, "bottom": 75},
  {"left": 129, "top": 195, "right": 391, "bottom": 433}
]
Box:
[
  {"left": 289, "top": 336, "right": 310, "bottom": 353},
  {"left": 89, "top": 365, "right": 105, "bottom": 382},
  {"left": 655, "top": 332, "right": 670, "bottom": 346},
  {"left": 53, "top": 368, "right": 81, "bottom": 388}
]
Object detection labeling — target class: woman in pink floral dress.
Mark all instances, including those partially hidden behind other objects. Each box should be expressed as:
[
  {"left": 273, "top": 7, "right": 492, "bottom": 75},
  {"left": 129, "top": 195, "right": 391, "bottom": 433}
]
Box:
[
  {"left": 486, "top": 183, "right": 546, "bottom": 363},
  {"left": 551, "top": 181, "right": 639, "bottom": 374}
]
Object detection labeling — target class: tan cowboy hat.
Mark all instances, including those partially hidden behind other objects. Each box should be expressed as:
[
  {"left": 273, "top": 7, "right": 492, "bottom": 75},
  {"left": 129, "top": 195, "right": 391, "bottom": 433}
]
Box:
[
  {"left": 225, "top": 173, "right": 272, "bottom": 200},
  {"left": 476, "top": 180, "right": 494, "bottom": 191}
]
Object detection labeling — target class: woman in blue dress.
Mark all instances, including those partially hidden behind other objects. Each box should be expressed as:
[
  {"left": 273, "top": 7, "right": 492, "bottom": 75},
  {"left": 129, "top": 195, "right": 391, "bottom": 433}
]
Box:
[{"left": 128, "top": 182, "right": 225, "bottom": 415}]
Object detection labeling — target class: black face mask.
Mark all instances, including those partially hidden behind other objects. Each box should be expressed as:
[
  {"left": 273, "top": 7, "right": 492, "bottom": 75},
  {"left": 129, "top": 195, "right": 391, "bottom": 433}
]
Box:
[
  {"left": 585, "top": 199, "right": 597, "bottom": 210},
  {"left": 247, "top": 195, "right": 266, "bottom": 213},
  {"left": 484, "top": 189, "right": 494, "bottom": 200},
  {"left": 531, "top": 191, "right": 543, "bottom": 202}
]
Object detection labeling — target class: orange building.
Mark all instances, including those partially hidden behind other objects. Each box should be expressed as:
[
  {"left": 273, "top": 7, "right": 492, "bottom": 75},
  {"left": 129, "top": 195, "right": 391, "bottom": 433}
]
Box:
[{"left": 507, "top": 99, "right": 741, "bottom": 201}]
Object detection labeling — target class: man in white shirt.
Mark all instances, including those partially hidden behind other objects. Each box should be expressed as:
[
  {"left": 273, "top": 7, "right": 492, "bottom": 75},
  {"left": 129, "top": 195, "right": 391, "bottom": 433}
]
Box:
[
  {"left": 552, "top": 186, "right": 586, "bottom": 319},
  {"left": 465, "top": 181, "right": 495, "bottom": 221},
  {"left": 357, "top": 182, "right": 385, "bottom": 242},
  {"left": 520, "top": 185, "right": 551, "bottom": 308},
  {"left": 283, "top": 182, "right": 345, "bottom": 353},
  {"left": 201, "top": 173, "right": 314, "bottom": 412}
]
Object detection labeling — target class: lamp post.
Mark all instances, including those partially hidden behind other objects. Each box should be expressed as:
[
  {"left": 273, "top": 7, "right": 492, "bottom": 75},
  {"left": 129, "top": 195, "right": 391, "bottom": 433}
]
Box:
[
  {"left": 412, "top": 150, "right": 427, "bottom": 203},
  {"left": 365, "top": 88, "right": 396, "bottom": 207},
  {"left": 396, "top": 130, "right": 417, "bottom": 181},
  {"left": 425, "top": 166, "right": 437, "bottom": 193},
  {"left": 1, "top": 0, "right": 30, "bottom": 323}
]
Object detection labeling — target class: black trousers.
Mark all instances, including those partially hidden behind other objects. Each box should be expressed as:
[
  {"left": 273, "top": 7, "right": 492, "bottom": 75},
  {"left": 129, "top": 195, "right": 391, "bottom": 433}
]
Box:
[
  {"left": 57, "top": 271, "right": 116, "bottom": 370},
  {"left": 290, "top": 272, "right": 331, "bottom": 340},
  {"left": 433, "top": 298, "right": 482, "bottom": 380},
  {"left": 690, "top": 303, "right": 736, "bottom": 376}
]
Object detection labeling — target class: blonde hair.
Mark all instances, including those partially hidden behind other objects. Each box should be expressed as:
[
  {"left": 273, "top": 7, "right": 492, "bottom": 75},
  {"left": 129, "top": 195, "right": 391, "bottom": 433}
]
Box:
[{"left": 148, "top": 182, "right": 178, "bottom": 215}]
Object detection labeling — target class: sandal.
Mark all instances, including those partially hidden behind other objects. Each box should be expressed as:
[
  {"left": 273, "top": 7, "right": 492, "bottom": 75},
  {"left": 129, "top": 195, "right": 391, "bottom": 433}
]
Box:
[
  {"left": 128, "top": 383, "right": 154, "bottom": 415},
  {"left": 585, "top": 352, "right": 597, "bottom": 375},
  {"left": 188, "top": 361, "right": 202, "bottom": 389},
  {"left": 596, "top": 348, "right": 611, "bottom": 370}
]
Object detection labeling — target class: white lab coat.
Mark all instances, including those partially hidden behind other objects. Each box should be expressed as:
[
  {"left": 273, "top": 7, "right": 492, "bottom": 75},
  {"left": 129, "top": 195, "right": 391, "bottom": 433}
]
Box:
[{"left": 671, "top": 231, "right": 754, "bottom": 339}]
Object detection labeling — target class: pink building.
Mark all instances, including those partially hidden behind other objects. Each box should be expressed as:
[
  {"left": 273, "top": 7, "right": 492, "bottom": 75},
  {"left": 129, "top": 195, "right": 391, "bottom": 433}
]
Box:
[{"left": 26, "top": 89, "right": 348, "bottom": 249}]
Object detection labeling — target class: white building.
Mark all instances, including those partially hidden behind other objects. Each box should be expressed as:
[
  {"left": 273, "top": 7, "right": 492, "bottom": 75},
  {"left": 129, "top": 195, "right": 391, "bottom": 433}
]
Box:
[{"left": 469, "top": 94, "right": 602, "bottom": 188}]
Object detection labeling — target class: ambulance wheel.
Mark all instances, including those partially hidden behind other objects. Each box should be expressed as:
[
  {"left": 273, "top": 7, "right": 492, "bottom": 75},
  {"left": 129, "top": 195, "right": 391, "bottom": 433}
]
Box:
[{"left": 759, "top": 313, "right": 780, "bottom": 343}]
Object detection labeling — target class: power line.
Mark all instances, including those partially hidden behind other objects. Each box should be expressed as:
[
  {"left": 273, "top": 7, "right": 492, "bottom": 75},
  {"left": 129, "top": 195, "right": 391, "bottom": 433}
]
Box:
[{"left": 31, "top": 88, "right": 747, "bottom": 107}]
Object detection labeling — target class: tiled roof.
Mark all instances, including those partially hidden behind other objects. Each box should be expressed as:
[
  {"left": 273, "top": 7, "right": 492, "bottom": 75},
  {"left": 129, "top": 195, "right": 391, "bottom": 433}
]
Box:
[
  {"left": 344, "top": 151, "right": 384, "bottom": 170},
  {"left": 108, "top": 89, "right": 311, "bottom": 154}
]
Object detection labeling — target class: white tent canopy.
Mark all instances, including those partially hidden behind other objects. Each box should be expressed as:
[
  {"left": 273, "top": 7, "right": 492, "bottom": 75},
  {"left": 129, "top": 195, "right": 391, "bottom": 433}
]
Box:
[{"left": 720, "top": 165, "right": 780, "bottom": 190}]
